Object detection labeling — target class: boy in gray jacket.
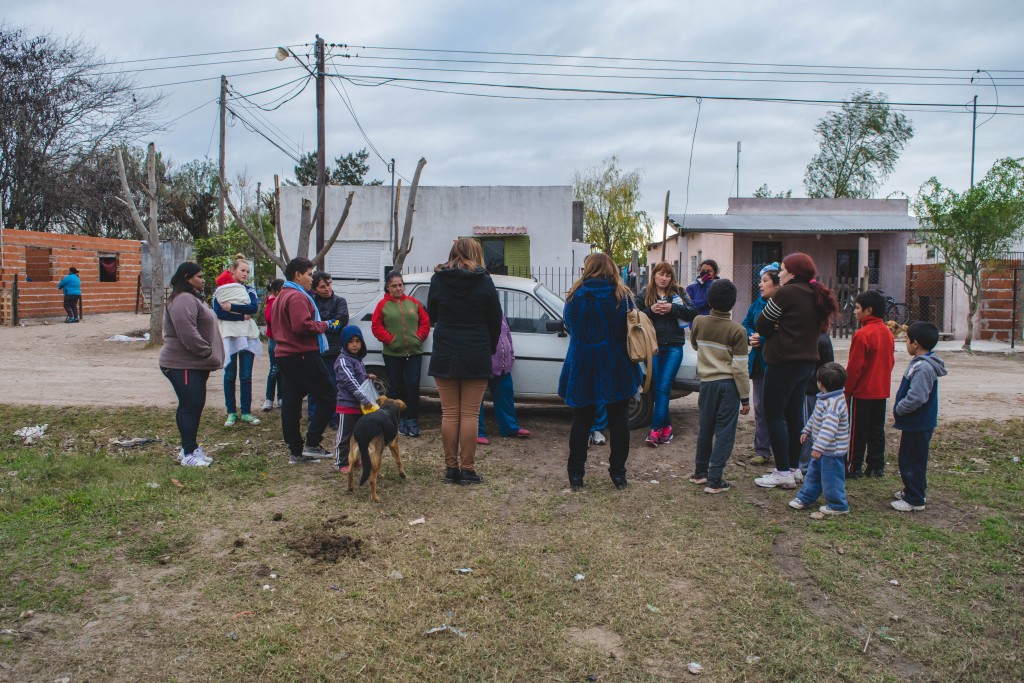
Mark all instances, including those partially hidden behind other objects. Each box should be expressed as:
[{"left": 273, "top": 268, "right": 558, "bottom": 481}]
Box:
[{"left": 789, "top": 362, "right": 850, "bottom": 516}]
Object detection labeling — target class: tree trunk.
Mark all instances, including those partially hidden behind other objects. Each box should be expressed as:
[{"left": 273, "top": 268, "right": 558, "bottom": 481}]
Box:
[
  {"left": 393, "top": 158, "right": 427, "bottom": 272},
  {"left": 146, "top": 144, "right": 163, "bottom": 344},
  {"left": 296, "top": 198, "right": 313, "bottom": 260}
]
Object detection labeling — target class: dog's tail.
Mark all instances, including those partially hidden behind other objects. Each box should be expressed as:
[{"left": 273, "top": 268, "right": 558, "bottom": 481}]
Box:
[{"left": 357, "top": 436, "right": 376, "bottom": 487}]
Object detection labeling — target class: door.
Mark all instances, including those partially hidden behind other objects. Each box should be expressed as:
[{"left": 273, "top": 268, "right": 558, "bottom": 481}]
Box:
[{"left": 497, "top": 287, "right": 567, "bottom": 399}]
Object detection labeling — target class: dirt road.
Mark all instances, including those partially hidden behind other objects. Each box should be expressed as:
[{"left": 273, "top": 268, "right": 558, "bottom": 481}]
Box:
[{"left": 2, "top": 312, "right": 1022, "bottom": 422}]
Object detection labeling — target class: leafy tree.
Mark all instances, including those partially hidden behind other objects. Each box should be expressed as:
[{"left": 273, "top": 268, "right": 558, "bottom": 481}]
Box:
[
  {"left": 193, "top": 216, "right": 277, "bottom": 297},
  {"left": 0, "top": 25, "right": 161, "bottom": 231},
  {"left": 804, "top": 90, "right": 914, "bottom": 199},
  {"left": 753, "top": 184, "right": 793, "bottom": 199},
  {"left": 573, "top": 156, "right": 653, "bottom": 264},
  {"left": 913, "top": 157, "right": 1024, "bottom": 351},
  {"left": 291, "top": 148, "right": 383, "bottom": 186},
  {"left": 166, "top": 159, "right": 219, "bottom": 240}
]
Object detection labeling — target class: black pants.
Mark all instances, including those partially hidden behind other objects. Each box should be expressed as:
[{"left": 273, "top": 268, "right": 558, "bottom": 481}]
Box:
[
  {"left": 333, "top": 412, "right": 362, "bottom": 468},
  {"left": 848, "top": 398, "right": 887, "bottom": 474},
  {"left": 278, "top": 352, "right": 336, "bottom": 457},
  {"left": 763, "top": 362, "right": 816, "bottom": 472},
  {"left": 568, "top": 399, "right": 629, "bottom": 482},
  {"left": 161, "top": 367, "right": 210, "bottom": 455},
  {"left": 63, "top": 294, "right": 81, "bottom": 319},
  {"left": 897, "top": 429, "right": 932, "bottom": 506},
  {"left": 383, "top": 354, "right": 422, "bottom": 420}
]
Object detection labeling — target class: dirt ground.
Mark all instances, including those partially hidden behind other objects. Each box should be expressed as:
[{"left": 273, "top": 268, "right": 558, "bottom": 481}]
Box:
[{"left": 2, "top": 312, "right": 1022, "bottom": 422}]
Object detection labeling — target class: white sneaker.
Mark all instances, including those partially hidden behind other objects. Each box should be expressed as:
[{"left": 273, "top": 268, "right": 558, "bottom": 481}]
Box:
[
  {"left": 788, "top": 498, "right": 808, "bottom": 510},
  {"left": 793, "top": 469, "right": 804, "bottom": 484},
  {"left": 755, "top": 470, "right": 797, "bottom": 489},
  {"left": 818, "top": 505, "right": 849, "bottom": 516},
  {"left": 178, "top": 446, "right": 213, "bottom": 465},
  {"left": 262, "top": 399, "right": 273, "bottom": 412},
  {"left": 181, "top": 452, "right": 211, "bottom": 467},
  {"left": 894, "top": 490, "right": 927, "bottom": 503},
  {"left": 588, "top": 431, "right": 606, "bottom": 447},
  {"left": 891, "top": 499, "right": 925, "bottom": 512}
]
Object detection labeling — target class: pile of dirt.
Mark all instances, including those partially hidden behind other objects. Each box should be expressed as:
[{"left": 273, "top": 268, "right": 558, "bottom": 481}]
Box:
[{"left": 287, "top": 530, "right": 364, "bottom": 562}]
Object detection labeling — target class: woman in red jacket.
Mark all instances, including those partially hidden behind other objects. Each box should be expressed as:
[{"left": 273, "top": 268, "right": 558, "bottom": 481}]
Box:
[{"left": 371, "top": 271, "right": 430, "bottom": 436}]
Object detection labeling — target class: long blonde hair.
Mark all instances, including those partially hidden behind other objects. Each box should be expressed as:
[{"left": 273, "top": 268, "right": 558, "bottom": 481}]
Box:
[
  {"left": 437, "top": 237, "right": 485, "bottom": 271},
  {"left": 566, "top": 252, "right": 633, "bottom": 303},
  {"left": 644, "top": 261, "right": 681, "bottom": 308}
]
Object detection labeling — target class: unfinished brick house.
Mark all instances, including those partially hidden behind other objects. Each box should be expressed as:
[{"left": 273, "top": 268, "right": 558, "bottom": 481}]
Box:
[{"left": 0, "top": 229, "right": 142, "bottom": 323}]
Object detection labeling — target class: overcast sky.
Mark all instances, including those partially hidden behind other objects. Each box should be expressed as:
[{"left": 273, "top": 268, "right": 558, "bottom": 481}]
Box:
[{"left": 6, "top": 0, "right": 1023, "bottom": 227}]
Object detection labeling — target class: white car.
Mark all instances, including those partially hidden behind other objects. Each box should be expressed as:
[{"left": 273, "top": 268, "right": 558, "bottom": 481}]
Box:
[{"left": 353, "top": 273, "right": 698, "bottom": 428}]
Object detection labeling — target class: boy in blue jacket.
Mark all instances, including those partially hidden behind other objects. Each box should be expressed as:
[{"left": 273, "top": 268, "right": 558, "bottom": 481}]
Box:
[
  {"left": 891, "top": 322, "right": 946, "bottom": 512},
  {"left": 333, "top": 326, "right": 378, "bottom": 472}
]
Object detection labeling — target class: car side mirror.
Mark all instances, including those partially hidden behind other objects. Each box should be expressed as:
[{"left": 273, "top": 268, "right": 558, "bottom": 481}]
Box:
[{"left": 546, "top": 320, "right": 567, "bottom": 337}]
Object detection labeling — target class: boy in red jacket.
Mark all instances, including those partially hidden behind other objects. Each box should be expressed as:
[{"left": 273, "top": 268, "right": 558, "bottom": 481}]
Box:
[{"left": 844, "top": 290, "right": 895, "bottom": 478}]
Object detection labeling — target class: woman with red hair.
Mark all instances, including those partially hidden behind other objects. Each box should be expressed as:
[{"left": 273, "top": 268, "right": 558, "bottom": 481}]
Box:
[{"left": 753, "top": 253, "right": 838, "bottom": 490}]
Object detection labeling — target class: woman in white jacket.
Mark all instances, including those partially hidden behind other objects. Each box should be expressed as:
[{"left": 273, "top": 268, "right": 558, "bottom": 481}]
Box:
[{"left": 213, "top": 254, "right": 263, "bottom": 426}]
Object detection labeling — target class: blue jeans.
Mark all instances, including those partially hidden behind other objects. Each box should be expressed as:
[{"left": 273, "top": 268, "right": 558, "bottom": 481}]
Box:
[
  {"left": 796, "top": 456, "right": 849, "bottom": 511},
  {"left": 694, "top": 379, "right": 740, "bottom": 482},
  {"left": 161, "top": 367, "right": 210, "bottom": 455},
  {"left": 897, "top": 429, "right": 932, "bottom": 506},
  {"left": 478, "top": 372, "right": 521, "bottom": 437},
  {"left": 265, "top": 339, "right": 282, "bottom": 402},
  {"left": 650, "top": 344, "right": 683, "bottom": 430},
  {"left": 224, "top": 350, "right": 255, "bottom": 415},
  {"left": 591, "top": 404, "right": 607, "bottom": 432}
]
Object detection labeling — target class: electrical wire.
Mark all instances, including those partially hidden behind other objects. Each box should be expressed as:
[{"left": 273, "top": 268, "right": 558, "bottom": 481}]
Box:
[
  {"left": 160, "top": 97, "right": 218, "bottom": 129},
  {"left": 225, "top": 105, "right": 302, "bottom": 163},
  {"left": 326, "top": 63, "right": 388, "bottom": 164},
  {"left": 131, "top": 65, "right": 306, "bottom": 90},
  {"left": 677, "top": 99, "right": 702, "bottom": 235},
  {"left": 228, "top": 94, "right": 304, "bottom": 158}
]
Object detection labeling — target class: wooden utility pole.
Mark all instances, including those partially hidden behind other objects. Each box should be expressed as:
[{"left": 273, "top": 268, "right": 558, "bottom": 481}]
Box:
[
  {"left": 315, "top": 35, "right": 327, "bottom": 269},
  {"left": 219, "top": 75, "right": 227, "bottom": 234},
  {"left": 660, "top": 190, "right": 670, "bottom": 262}
]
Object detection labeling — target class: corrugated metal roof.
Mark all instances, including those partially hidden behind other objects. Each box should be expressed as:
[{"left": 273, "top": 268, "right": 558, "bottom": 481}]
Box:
[{"left": 668, "top": 213, "right": 918, "bottom": 234}]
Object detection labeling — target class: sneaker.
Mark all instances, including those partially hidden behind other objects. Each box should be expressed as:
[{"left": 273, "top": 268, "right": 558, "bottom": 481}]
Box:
[
  {"left": 289, "top": 454, "right": 316, "bottom": 465},
  {"left": 704, "top": 479, "right": 731, "bottom": 494},
  {"left": 224, "top": 414, "right": 238, "bottom": 427},
  {"left": 893, "top": 490, "right": 925, "bottom": 503},
  {"left": 459, "top": 469, "right": 483, "bottom": 485},
  {"left": 793, "top": 469, "right": 804, "bottom": 484},
  {"left": 569, "top": 479, "right": 585, "bottom": 492},
  {"left": 818, "top": 505, "right": 849, "bottom": 516},
  {"left": 398, "top": 418, "right": 411, "bottom": 436},
  {"left": 181, "top": 452, "right": 211, "bottom": 467},
  {"left": 302, "top": 445, "right": 332, "bottom": 459},
  {"left": 749, "top": 455, "right": 771, "bottom": 466},
  {"left": 444, "top": 467, "right": 461, "bottom": 484},
  {"left": 178, "top": 446, "right": 213, "bottom": 465},
  {"left": 848, "top": 470, "right": 865, "bottom": 480},
  {"left": 612, "top": 477, "right": 628, "bottom": 490},
  {"left": 588, "top": 430, "right": 606, "bottom": 447},
  {"left": 239, "top": 413, "right": 261, "bottom": 425},
  {"left": 788, "top": 498, "right": 809, "bottom": 510},
  {"left": 755, "top": 470, "right": 797, "bottom": 489},
  {"left": 688, "top": 473, "right": 708, "bottom": 485},
  {"left": 406, "top": 420, "right": 421, "bottom": 437},
  {"left": 658, "top": 426, "right": 674, "bottom": 444},
  {"left": 339, "top": 465, "right": 350, "bottom": 474},
  {"left": 891, "top": 499, "right": 925, "bottom": 512},
  {"left": 275, "top": 399, "right": 284, "bottom": 409},
  {"left": 866, "top": 468, "right": 884, "bottom": 478},
  {"left": 477, "top": 436, "right": 490, "bottom": 445},
  {"left": 262, "top": 399, "right": 273, "bottom": 412},
  {"left": 513, "top": 428, "right": 531, "bottom": 438},
  {"left": 645, "top": 430, "right": 660, "bottom": 448}
]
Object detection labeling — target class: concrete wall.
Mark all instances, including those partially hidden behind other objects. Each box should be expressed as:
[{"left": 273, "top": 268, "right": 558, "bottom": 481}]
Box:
[
  {"left": 0, "top": 230, "right": 143, "bottom": 320},
  {"left": 141, "top": 241, "right": 194, "bottom": 290}
]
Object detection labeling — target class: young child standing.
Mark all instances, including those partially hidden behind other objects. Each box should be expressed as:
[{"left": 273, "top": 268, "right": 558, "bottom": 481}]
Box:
[
  {"left": 687, "top": 279, "right": 750, "bottom": 494},
  {"left": 844, "top": 290, "right": 895, "bottom": 478},
  {"left": 892, "top": 322, "right": 946, "bottom": 512},
  {"left": 789, "top": 362, "right": 851, "bottom": 516},
  {"left": 333, "top": 325, "right": 378, "bottom": 472}
]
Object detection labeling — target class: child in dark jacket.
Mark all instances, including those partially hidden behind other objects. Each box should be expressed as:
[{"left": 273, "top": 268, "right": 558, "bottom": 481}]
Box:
[
  {"left": 333, "top": 326, "right": 378, "bottom": 471},
  {"left": 892, "top": 322, "right": 946, "bottom": 512},
  {"left": 844, "top": 290, "right": 895, "bottom": 478}
]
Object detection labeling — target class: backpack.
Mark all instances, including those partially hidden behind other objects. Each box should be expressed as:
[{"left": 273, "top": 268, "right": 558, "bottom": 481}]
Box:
[{"left": 626, "top": 296, "right": 659, "bottom": 394}]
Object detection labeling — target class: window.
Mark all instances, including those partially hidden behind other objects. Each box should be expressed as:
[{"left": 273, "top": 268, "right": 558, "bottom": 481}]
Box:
[
  {"left": 751, "top": 241, "right": 782, "bottom": 297},
  {"left": 25, "top": 247, "right": 52, "bottom": 282},
  {"left": 498, "top": 289, "right": 556, "bottom": 334},
  {"left": 99, "top": 255, "right": 119, "bottom": 282},
  {"left": 836, "top": 249, "right": 880, "bottom": 284}
]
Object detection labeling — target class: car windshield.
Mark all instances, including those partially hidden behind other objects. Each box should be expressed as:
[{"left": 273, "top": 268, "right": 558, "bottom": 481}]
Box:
[{"left": 534, "top": 283, "right": 565, "bottom": 319}]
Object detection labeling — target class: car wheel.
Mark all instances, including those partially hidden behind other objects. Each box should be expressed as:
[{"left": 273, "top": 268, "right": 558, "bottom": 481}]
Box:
[
  {"left": 367, "top": 366, "right": 390, "bottom": 399},
  {"left": 627, "top": 390, "right": 653, "bottom": 430}
]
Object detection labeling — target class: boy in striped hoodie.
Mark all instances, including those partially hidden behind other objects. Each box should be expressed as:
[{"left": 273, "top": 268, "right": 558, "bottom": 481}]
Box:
[{"left": 789, "top": 362, "right": 850, "bottom": 515}]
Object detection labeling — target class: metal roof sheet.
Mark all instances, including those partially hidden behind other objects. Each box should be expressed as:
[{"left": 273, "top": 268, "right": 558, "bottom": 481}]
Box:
[{"left": 668, "top": 213, "right": 918, "bottom": 234}]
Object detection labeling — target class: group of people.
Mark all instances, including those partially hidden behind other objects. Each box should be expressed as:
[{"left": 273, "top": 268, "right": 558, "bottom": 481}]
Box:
[{"left": 158, "top": 245, "right": 945, "bottom": 514}]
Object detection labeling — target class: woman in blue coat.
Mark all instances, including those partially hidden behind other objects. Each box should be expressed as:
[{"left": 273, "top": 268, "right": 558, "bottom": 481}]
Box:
[
  {"left": 57, "top": 267, "right": 81, "bottom": 323},
  {"left": 685, "top": 259, "right": 719, "bottom": 316},
  {"left": 559, "top": 252, "right": 640, "bottom": 491}
]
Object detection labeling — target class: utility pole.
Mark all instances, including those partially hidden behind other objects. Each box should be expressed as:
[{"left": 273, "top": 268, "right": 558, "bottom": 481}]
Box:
[
  {"left": 970, "top": 95, "right": 978, "bottom": 189},
  {"left": 736, "top": 141, "right": 741, "bottom": 198},
  {"left": 315, "top": 35, "right": 326, "bottom": 269},
  {"left": 219, "top": 75, "right": 227, "bottom": 234}
]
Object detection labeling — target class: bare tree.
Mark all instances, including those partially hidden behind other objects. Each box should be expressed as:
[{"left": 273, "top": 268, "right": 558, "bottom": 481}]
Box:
[
  {"left": 393, "top": 158, "right": 427, "bottom": 272},
  {"left": 115, "top": 143, "right": 163, "bottom": 345}
]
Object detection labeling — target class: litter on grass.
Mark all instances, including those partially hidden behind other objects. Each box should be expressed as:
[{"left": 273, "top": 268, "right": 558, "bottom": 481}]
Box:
[
  {"left": 14, "top": 424, "right": 47, "bottom": 444},
  {"left": 425, "top": 624, "right": 468, "bottom": 639},
  {"left": 111, "top": 437, "right": 160, "bottom": 448},
  {"left": 408, "top": 517, "right": 426, "bottom": 526},
  {"left": 645, "top": 604, "right": 661, "bottom": 614},
  {"left": 106, "top": 333, "right": 150, "bottom": 342},
  {"left": 454, "top": 568, "right": 473, "bottom": 574},
  {"left": 145, "top": 482, "right": 160, "bottom": 489},
  {"left": 688, "top": 661, "right": 704, "bottom": 675},
  {"left": 389, "top": 570, "right": 404, "bottom": 580},
  {"left": 574, "top": 573, "right": 585, "bottom": 581}
]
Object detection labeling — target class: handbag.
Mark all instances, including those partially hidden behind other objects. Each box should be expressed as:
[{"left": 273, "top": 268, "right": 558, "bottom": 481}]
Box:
[{"left": 626, "top": 296, "right": 659, "bottom": 394}]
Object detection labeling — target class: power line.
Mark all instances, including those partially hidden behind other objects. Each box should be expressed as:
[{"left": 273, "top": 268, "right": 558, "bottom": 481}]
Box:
[
  {"left": 131, "top": 65, "right": 306, "bottom": 90},
  {"left": 160, "top": 97, "right": 218, "bottom": 129},
  {"left": 678, "top": 99, "right": 702, "bottom": 235},
  {"left": 225, "top": 105, "right": 302, "bottom": 163},
  {"left": 228, "top": 94, "right": 304, "bottom": 157}
]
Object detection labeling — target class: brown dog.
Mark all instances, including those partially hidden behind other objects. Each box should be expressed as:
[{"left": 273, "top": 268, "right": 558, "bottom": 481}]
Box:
[
  {"left": 886, "top": 320, "right": 909, "bottom": 340},
  {"left": 347, "top": 397, "right": 407, "bottom": 502}
]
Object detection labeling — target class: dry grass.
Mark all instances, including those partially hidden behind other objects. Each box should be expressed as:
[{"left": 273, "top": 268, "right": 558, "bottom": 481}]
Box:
[{"left": 0, "top": 405, "right": 1022, "bottom": 682}]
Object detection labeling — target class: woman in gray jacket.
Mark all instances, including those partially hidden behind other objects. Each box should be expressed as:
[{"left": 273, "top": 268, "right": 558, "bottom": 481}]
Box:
[{"left": 160, "top": 262, "right": 225, "bottom": 467}]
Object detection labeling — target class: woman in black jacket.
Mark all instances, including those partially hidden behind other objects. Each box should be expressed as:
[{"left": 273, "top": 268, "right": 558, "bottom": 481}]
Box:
[
  {"left": 427, "top": 238, "right": 503, "bottom": 485},
  {"left": 638, "top": 261, "right": 698, "bottom": 447}
]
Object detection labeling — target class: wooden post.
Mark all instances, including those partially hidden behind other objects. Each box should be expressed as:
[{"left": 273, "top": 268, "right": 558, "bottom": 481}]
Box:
[
  {"left": 11, "top": 273, "right": 18, "bottom": 327},
  {"left": 660, "top": 190, "right": 670, "bottom": 263},
  {"left": 315, "top": 35, "right": 326, "bottom": 269},
  {"left": 219, "top": 75, "right": 227, "bottom": 235}
]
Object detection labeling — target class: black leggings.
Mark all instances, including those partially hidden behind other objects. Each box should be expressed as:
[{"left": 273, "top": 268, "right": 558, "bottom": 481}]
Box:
[
  {"left": 161, "top": 367, "right": 210, "bottom": 455},
  {"left": 763, "top": 362, "right": 815, "bottom": 472},
  {"left": 63, "top": 294, "right": 80, "bottom": 319},
  {"left": 568, "top": 399, "right": 630, "bottom": 481}
]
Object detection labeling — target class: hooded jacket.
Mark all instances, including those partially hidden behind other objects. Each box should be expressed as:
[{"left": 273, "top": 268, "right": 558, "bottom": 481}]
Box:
[
  {"left": 845, "top": 315, "right": 895, "bottom": 399},
  {"left": 638, "top": 285, "right": 697, "bottom": 347},
  {"left": 334, "top": 325, "right": 373, "bottom": 411},
  {"left": 685, "top": 275, "right": 715, "bottom": 316},
  {"left": 314, "top": 293, "right": 349, "bottom": 358},
  {"left": 371, "top": 293, "right": 430, "bottom": 357},
  {"left": 159, "top": 292, "right": 225, "bottom": 371},
  {"left": 893, "top": 353, "right": 947, "bottom": 431},
  {"left": 558, "top": 278, "right": 640, "bottom": 408},
  {"left": 427, "top": 266, "right": 502, "bottom": 379}
]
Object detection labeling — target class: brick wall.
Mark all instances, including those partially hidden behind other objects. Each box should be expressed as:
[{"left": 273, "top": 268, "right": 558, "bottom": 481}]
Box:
[
  {"left": 1, "top": 230, "right": 144, "bottom": 322},
  {"left": 978, "top": 259, "right": 1022, "bottom": 342}
]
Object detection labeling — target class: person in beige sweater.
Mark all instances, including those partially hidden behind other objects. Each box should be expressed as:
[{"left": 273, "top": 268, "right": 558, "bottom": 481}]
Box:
[{"left": 687, "top": 279, "right": 750, "bottom": 493}]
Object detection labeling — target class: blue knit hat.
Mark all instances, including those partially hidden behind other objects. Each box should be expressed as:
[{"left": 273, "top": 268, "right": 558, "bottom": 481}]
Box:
[
  {"left": 340, "top": 325, "right": 367, "bottom": 359},
  {"left": 759, "top": 262, "right": 780, "bottom": 278}
]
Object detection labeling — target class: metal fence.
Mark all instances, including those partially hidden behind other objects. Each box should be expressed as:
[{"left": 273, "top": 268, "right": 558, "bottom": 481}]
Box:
[{"left": 400, "top": 265, "right": 578, "bottom": 297}]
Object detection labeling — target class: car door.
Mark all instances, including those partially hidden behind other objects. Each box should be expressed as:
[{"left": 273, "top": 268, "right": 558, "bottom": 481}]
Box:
[
  {"left": 497, "top": 286, "right": 568, "bottom": 400},
  {"left": 405, "top": 284, "right": 437, "bottom": 393}
]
